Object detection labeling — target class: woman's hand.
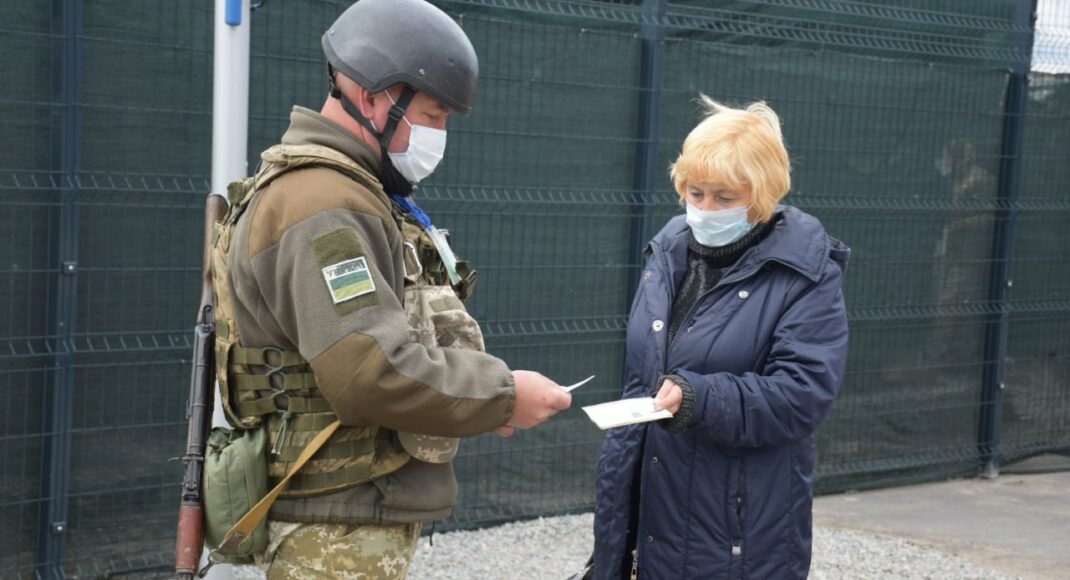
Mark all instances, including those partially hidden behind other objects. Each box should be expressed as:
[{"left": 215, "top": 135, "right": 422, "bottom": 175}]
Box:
[{"left": 654, "top": 378, "right": 683, "bottom": 414}]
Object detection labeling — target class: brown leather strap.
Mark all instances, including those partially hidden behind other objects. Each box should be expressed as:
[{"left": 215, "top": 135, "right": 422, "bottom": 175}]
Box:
[{"left": 212, "top": 420, "right": 341, "bottom": 557}]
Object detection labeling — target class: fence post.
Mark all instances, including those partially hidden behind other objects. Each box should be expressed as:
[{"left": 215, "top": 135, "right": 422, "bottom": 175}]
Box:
[
  {"left": 35, "top": 0, "right": 82, "bottom": 577},
  {"left": 627, "top": 0, "right": 667, "bottom": 298},
  {"left": 979, "top": 0, "right": 1038, "bottom": 479}
]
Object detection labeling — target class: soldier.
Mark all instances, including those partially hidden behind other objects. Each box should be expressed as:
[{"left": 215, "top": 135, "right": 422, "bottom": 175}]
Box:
[{"left": 209, "top": 0, "right": 571, "bottom": 577}]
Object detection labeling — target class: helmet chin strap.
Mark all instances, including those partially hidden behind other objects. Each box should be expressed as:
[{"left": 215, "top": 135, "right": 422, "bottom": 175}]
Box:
[{"left": 328, "top": 64, "right": 417, "bottom": 196}]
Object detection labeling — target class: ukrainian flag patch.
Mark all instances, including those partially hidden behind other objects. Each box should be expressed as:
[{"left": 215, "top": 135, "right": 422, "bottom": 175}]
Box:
[{"left": 322, "top": 257, "right": 376, "bottom": 304}]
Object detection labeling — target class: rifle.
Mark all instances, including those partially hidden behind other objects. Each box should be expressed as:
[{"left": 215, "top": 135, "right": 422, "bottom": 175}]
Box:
[{"left": 175, "top": 194, "right": 228, "bottom": 578}]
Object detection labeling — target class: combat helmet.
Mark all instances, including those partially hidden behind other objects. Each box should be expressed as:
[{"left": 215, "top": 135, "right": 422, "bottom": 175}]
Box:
[{"left": 323, "top": 0, "right": 479, "bottom": 114}]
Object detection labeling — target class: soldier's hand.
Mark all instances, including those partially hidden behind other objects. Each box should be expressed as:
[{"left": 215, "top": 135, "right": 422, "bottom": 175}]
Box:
[{"left": 509, "top": 370, "right": 572, "bottom": 429}]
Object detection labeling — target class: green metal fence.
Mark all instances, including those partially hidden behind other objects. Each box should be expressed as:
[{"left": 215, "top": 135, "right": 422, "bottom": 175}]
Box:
[{"left": 1, "top": 0, "right": 1067, "bottom": 577}]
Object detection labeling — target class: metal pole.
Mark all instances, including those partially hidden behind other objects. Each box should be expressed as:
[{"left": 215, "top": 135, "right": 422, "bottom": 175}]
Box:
[
  {"left": 212, "top": 0, "right": 251, "bottom": 205},
  {"left": 35, "top": 1, "right": 81, "bottom": 577},
  {"left": 211, "top": 0, "right": 249, "bottom": 429},
  {"left": 979, "top": 0, "right": 1038, "bottom": 479},
  {"left": 627, "top": 0, "right": 667, "bottom": 299},
  {"left": 198, "top": 0, "right": 251, "bottom": 577}
]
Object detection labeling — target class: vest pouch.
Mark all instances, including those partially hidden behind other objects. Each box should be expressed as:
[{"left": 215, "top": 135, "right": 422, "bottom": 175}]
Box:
[
  {"left": 397, "top": 282, "right": 484, "bottom": 464},
  {"left": 203, "top": 425, "right": 269, "bottom": 562}
]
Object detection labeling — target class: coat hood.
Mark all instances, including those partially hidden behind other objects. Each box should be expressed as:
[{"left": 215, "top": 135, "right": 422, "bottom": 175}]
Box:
[{"left": 650, "top": 204, "right": 849, "bottom": 288}]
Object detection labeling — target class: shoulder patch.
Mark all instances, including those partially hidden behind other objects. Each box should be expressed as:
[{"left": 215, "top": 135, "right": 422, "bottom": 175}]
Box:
[
  {"left": 322, "top": 257, "right": 375, "bottom": 304},
  {"left": 312, "top": 228, "right": 380, "bottom": 314}
]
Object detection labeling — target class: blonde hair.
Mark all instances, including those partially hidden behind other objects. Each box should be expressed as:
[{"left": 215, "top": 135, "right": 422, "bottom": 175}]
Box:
[{"left": 669, "top": 96, "right": 791, "bottom": 223}]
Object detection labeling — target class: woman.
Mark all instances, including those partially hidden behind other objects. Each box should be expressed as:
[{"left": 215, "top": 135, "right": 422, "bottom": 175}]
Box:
[{"left": 592, "top": 97, "right": 849, "bottom": 579}]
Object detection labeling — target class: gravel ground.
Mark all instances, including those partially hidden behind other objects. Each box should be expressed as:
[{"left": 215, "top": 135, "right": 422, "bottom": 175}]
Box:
[
  {"left": 231, "top": 512, "right": 1019, "bottom": 579},
  {"left": 410, "top": 513, "right": 1021, "bottom": 580},
  {"left": 808, "top": 527, "right": 1019, "bottom": 580},
  {"left": 408, "top": 515, "right": 594, "bottom": 579}
]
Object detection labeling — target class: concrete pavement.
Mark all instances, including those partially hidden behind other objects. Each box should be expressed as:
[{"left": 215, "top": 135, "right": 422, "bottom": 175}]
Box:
[{"left": 814, "top": 465, "right": 1070, "bottom": 579}]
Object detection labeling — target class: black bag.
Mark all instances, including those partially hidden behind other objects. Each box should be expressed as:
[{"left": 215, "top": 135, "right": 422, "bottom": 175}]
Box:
[{"left": 566, "top": 555, "right": 594, "bottom": 580}]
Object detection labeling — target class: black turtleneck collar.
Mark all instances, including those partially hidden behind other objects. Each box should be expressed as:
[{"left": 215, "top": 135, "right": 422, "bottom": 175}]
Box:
[{"left": 687, "top": 217, "right": 777, "bottom": 267}]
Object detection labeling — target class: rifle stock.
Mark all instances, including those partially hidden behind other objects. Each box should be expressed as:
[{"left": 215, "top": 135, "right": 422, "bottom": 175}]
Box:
[{"left": 175, "top": 194, "right": 228, "bottom": 578}]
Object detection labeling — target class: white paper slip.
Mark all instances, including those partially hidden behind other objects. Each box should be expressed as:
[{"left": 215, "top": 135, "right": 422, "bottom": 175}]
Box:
[
  {"left": 563, "top": 375, "right": 595, "bottom": 393},
  {"left": 582, "top": 397, "right": 672, "bottom": 430}
]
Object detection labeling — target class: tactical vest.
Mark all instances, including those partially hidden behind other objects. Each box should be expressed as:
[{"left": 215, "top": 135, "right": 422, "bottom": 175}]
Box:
[
  {"left": 395, "top": 205, "right": 480, "bottom": 464},
  {"left": 211, "top": 143, "right": 480, "bottom": 497}
]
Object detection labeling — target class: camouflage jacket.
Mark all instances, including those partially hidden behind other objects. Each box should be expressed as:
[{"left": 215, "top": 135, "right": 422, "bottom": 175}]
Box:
[{"left": 225, "top": 106, "right": 515, "bottom": 525}]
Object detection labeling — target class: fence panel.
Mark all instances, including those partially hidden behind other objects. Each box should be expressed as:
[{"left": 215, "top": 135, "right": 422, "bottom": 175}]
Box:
[
  {"left": 1000, "top": 68, "right": 1070, "bottom": 464},
  {"left": 0, "top": 1, "right": 54, "bottom": 574},
  {"left": 0, "top": 0, "right": 1067, "bottom": 577}
]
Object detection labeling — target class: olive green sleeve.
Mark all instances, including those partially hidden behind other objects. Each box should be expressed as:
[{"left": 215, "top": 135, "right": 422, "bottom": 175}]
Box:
[{"left": 249, "top": 207, "right": 515, "bottom": 437}]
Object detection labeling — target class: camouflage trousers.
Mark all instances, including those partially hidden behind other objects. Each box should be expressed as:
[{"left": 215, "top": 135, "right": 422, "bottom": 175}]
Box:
[{"left": 263, "top": 520, "right": 421, "bottom": 579}]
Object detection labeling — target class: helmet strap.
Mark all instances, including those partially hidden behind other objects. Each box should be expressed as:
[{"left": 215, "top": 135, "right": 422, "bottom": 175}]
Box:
[{"left": 328, "top": 64, "right": 417, "bottom": 196}]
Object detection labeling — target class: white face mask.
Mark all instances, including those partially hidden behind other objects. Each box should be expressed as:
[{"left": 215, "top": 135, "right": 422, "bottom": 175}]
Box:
[
  {"left": 384, "top": 92, "right": 447, "bottom": 184},
  {"left": 685, "top": 203, "right": 754, "bottom": 247}
]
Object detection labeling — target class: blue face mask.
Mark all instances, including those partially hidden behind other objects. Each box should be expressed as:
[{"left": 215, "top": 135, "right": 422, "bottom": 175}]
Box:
[{"left": 685, "top": 203, "right": 754, "bottom": 247}]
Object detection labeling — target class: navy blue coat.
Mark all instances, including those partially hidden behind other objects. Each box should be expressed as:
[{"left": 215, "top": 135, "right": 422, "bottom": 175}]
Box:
[{"left": 593, "top": 206, "right": 849, "bottom": 580}]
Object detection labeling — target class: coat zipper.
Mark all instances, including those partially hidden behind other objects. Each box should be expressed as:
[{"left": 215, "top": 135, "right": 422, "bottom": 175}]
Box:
[
  {"left": 629, "top": 242, "right": 675, "bottom": 580},
  {"left": 735, "top": 457, "right": 746, "bottom": 535}
]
